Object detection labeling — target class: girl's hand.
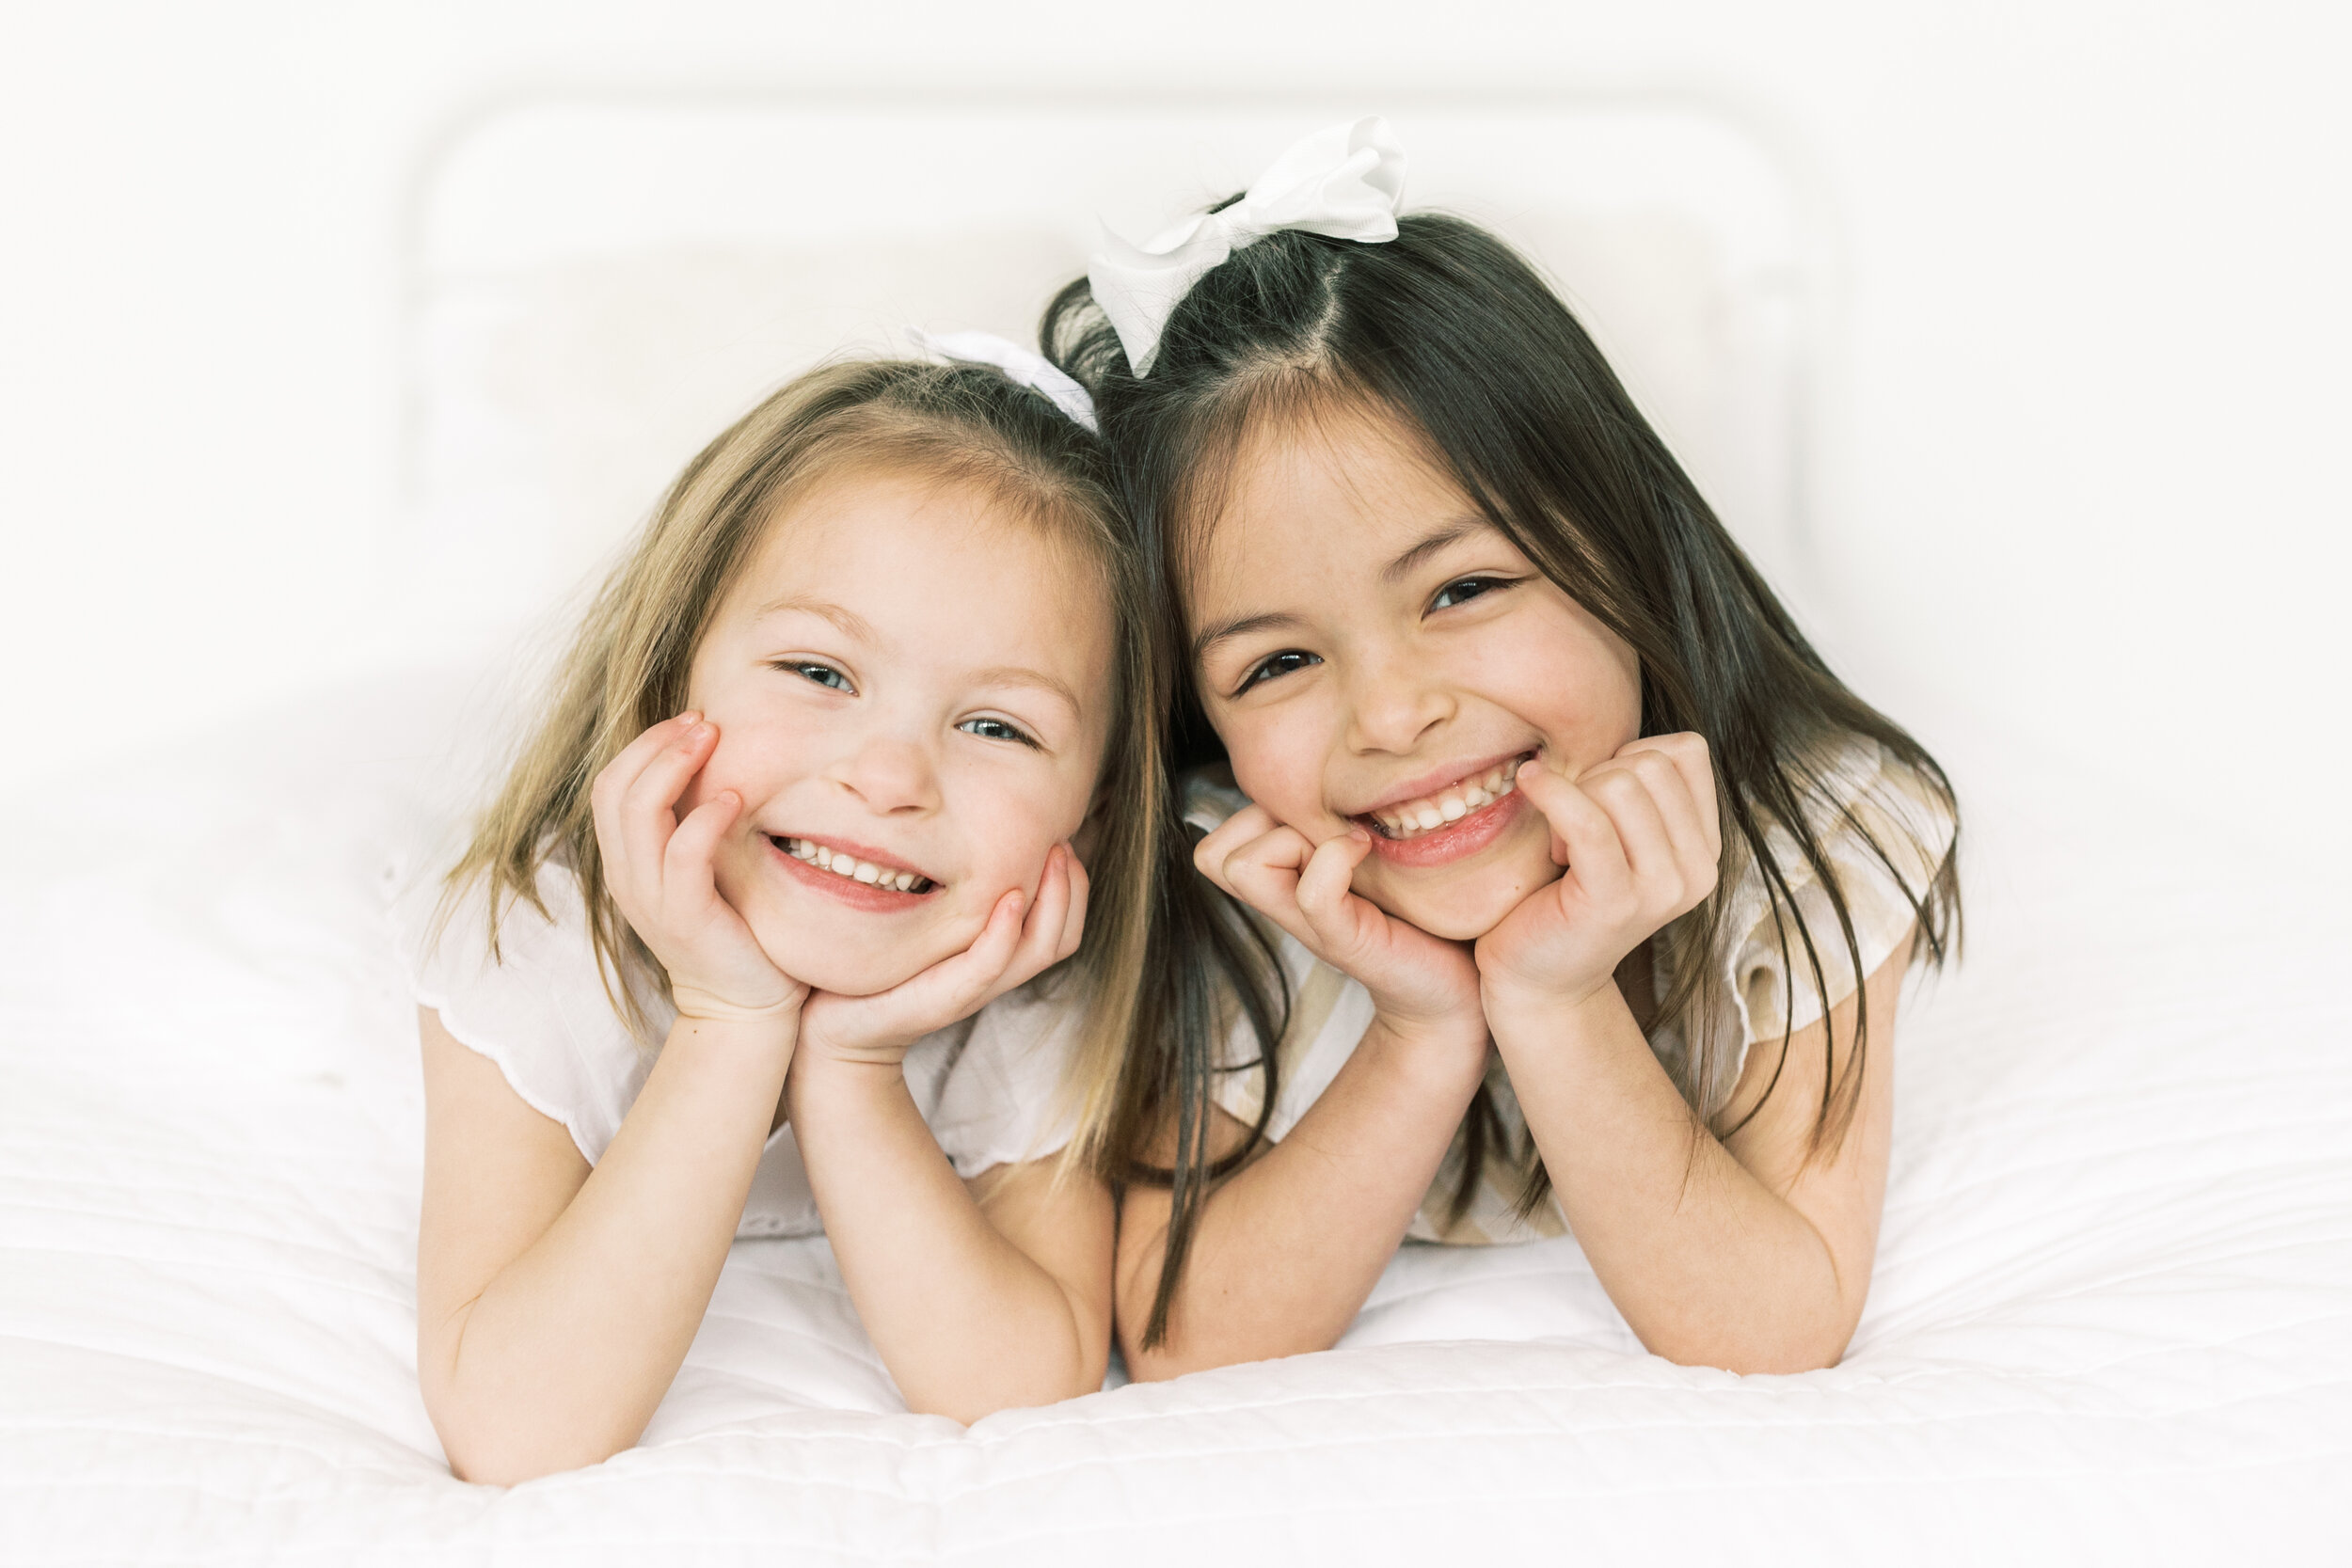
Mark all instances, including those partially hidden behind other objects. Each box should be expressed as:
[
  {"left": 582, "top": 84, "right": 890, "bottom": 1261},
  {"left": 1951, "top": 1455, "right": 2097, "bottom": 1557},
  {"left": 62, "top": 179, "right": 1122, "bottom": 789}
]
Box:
[
  {"left": 591, "top": 713, "right": 803, "bottom": 1023},
  {"left": 1194, "top": 804, "right": 1484, "bottom": 1046},
  {"left": 1475, "top": 734, "right": 1722, "bottom": 1019},
  {"left": 797, "top": 842, "right": 1089, "bottom": 1070}
]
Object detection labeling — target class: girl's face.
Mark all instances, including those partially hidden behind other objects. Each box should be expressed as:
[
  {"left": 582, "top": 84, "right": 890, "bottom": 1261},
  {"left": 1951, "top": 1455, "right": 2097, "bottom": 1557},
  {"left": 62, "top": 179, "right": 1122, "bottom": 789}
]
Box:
[
  {"left": 1185, "top": 404, "right": 1642, "bottom": 941},
  {"left": 681, "top": 466, "right": 1113, "bottom": 996}
]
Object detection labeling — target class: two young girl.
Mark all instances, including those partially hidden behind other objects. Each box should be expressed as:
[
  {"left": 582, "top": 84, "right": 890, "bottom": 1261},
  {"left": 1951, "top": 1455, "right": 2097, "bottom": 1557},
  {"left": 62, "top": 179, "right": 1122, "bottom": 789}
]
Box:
[{"left": 404, "top": 118, "right": 1959, "bottom": 1481}]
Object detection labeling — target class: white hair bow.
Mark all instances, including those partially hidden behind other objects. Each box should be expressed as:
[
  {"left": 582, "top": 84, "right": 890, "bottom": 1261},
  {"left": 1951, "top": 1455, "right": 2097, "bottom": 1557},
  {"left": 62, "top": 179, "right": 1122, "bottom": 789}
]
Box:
[
  {"left": 907, "top": 327, "right": 1099, "bottom": 433},
  {"left": 1088, "top": 117, "right": 1406, "bottom": 376}
]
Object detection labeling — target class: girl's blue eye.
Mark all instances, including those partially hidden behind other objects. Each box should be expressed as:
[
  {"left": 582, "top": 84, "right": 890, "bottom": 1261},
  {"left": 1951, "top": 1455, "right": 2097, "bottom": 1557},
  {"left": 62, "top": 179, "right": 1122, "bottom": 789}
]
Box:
[
  {"left": 1430, "top": 576, "right": 1511, "bottom": 611},
  {"left": 960, "top": 716, "right": 1039, "bottom": 748},
  {"left": 784, "top": 661, "right": 852, "bottom": 692},
  {"left": 1235, "top": 649, "right": 1321, "bottom": 695}
]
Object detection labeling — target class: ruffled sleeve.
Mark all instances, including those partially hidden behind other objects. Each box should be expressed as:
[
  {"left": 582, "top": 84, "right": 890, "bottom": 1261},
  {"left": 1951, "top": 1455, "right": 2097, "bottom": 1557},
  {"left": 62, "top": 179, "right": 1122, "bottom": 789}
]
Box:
[
  {"left": 1707, "top": 738, "right": 1957, "bottom": 1091},
  {"left": 390, "top": 851, "right": 664, "bottom": 1167}
]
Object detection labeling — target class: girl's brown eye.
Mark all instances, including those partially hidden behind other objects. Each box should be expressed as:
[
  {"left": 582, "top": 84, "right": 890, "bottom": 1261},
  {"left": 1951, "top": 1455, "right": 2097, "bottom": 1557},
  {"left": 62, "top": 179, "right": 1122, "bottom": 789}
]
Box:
[
  {"left": 1236, "top": 649, "right": 1320, "bottom": 695},
  {"left": 1430, "top": 576, "right": 1511, "bottom": 611}
]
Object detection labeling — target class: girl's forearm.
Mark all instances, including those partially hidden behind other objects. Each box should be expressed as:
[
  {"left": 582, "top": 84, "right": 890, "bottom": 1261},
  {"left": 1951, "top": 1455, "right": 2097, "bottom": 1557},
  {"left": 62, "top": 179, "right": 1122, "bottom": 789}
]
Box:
[
  {"left": 427, "top": 1014, "right": 792, "bottom": 1481},
  {"left": 1120, "top": 1018, "right": 1487, "bottom": 1379},
  {"left": 787, "top": 1057, "right": 1104, "bottom": 1422},
  {"left": 1488, "top": 988, "right": 1854, "bottom": 1372}
]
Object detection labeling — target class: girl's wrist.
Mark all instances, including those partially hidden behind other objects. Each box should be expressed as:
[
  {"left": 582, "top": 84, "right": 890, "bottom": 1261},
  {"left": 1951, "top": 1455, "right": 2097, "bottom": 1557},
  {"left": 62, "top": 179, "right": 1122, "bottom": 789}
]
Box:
[
  {"left": 1481, "top": 973, "right": 1630, "bottom": 1063},
  {"left": 786, "top": 1048, "right": 908, "bottom": 1117},
  {"left": 671, "top": 979, "right": 804, "bottom": 1026},
  {"left": 664, "top": 1008, "right": 801, "bottom": 1077},
  {"left": 1360, "top": 1007, "right": 1491, "bottom": 1096}
]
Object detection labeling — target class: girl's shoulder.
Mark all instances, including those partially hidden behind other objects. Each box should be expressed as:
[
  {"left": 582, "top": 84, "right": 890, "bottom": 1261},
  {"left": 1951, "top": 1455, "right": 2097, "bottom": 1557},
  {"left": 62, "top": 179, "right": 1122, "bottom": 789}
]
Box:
[
  {"left": 1700, "top": 733, "right": 1957, "bottom": 1068},
  {"left": 390, "top": 852, "right": 664, "bottom": 1166},
  {"left": 1728, "top": 733, "right": 1957, "bottom": 936},
  {"left": 1180, "top": 768, "right": 1251, "bottom": 837}
]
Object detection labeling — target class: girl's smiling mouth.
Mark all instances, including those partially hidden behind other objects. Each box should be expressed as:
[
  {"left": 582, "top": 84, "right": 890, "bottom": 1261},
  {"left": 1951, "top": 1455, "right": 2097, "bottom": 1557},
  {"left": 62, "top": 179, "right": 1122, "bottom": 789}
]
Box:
[
  {"left": 770, "top": 833, "right": 940, "bottom": 909},
  {"left": 1353, "top": 752, "right": 1536, "bottom": 868}
]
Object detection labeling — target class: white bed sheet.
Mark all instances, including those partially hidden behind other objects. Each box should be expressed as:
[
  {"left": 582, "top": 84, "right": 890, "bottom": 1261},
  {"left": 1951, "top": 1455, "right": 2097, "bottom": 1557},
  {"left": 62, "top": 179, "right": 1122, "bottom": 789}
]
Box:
[{"left": 2, "top": 670, "right": 2347, "bottom": 1564}]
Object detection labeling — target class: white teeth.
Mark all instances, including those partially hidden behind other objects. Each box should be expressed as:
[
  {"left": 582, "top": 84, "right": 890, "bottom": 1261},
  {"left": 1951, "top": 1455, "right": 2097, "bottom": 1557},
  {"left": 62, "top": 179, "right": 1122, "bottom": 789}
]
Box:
[
  {"left": 778, "top": 838, "right": 930, "bottom": 894},
  {"left": 1364, "top": 757, "right": 1532, "bottom": 842}
]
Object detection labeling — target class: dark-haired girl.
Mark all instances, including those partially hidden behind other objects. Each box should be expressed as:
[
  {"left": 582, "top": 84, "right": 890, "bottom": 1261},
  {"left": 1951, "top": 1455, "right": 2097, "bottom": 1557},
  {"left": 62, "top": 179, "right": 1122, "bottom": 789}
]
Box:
[{"left": 1050, "top": 119, "right": 1960, "bottom": 1377}]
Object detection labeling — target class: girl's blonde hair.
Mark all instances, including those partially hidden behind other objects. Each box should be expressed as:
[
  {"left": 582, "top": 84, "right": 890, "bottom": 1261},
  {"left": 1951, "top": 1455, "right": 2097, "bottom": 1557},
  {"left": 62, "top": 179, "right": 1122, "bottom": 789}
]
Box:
[{"left": 447, "top": 357, "right": 1159, "bottom": 1174}]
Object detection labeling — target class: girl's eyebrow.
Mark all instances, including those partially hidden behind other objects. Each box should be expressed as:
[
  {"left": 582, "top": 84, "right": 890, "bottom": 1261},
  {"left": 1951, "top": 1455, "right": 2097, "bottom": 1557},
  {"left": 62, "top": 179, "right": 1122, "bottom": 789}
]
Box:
[
  {"left": 1191, "top": 610, "right": 1310, "bottom": 668},
  {"left": 755, "top": 594, "right": 879, "bottom": 641},
  {"left": 969, "top": 664, "right": 1083, "bottom": 718},
  {"left": 1381, "top": 516, "right": 1492, "bottom": 584}
]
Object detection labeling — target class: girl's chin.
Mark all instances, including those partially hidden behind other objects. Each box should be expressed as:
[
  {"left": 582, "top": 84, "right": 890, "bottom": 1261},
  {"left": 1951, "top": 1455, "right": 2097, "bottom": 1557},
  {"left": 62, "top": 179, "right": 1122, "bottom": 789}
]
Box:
[
  {"left": 743, "top": 919, "right": 970, "bottom": 1001},
  {"left": 769, "top": 953, "right": 930, "bottom": 1000},
  {"left": 1359, "top": 856, "right": 1563, "bottom": 942}
]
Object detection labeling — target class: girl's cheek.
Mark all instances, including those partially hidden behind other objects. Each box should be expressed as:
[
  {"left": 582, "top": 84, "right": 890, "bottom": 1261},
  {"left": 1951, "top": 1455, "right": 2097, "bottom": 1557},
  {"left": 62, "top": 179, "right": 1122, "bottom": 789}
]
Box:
[{"left": 1231, "top": 724, "right": 1323, "bottom": 827}]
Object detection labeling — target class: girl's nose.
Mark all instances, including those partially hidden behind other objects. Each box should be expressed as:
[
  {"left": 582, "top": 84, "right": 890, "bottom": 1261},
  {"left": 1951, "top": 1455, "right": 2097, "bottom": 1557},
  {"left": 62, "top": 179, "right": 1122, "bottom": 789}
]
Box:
[
  {"left": 1343, "top": 645, "right": 1454, "bottom": 755},
  {"left": 828, "top": 733, "right": 942, "bottom": 815}
]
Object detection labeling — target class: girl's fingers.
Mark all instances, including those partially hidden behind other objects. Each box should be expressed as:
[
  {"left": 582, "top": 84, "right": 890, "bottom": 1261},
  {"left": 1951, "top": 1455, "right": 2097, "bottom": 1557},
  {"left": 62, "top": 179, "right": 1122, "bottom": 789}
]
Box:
[
  {"left": 590, "top": 712, "right": 699, "bottom": 815},
  {"left": 1516, "top": 760, "right": 1631, "bottom": 905},
  {"left": 1580, "top": 764, "right": 1681, "bottom": 910},
  {"left": 1603, "top": 742, "right": 1723, "bottom": 910},
  {"left": 614, "top": 718, "right": 720, "bottom": 881},
  {"left": 910, "top": 886, "right": 1031, "bottom": 1016},
  {"left": 1621, "top": 733, "right": 1723, "bottom": 860},
  {"left": 1293, "top": 829, "right": 1375, "bottom": 956},
  {"left": 1052, "top": 846, "right": 1091, "bottom": 964},
  {"left": 1191, "top": 804, "right": 1281, "bottom": 895},
  {"left": 1618, "top": 749, "right": 1708, "bottom": 855},
  {"left": 1219, "top": 826, "right": 1315, "bottom": 921},
  {"left": 591, "top": 717, "right": 693, "bottom": 890},
  {"left": 662, "top": 788, "right": 741, "bottom": 891},
  {"left": 1003, "top": 845, "right": 1076, "bottom": 983},
  {"left": 619, "top": 718, "right": 718, "bottom": 827}
]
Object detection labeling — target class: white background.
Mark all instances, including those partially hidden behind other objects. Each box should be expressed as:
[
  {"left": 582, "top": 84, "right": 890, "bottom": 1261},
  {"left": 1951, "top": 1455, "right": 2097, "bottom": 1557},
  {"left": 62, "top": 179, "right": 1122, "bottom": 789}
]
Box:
[{"left": 3, "top": 1, "right": 2346, "bottom": 863}]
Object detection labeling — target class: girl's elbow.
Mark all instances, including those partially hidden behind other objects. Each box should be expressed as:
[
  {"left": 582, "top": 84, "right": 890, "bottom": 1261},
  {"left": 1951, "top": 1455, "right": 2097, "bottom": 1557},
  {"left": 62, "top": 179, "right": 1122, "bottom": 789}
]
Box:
[
  {"left": 902, "top": 1340, "right": 1107, "bottom": 1423},
  {"left": 1641, "top": 1310, "right": 1859, "bottom": 1376},
  {"left": 424, "top": 1382, "right": 637, "bottom": 1486},
  {"left": 437, "top": 1418, "right": 633, "bottom": 1487}
]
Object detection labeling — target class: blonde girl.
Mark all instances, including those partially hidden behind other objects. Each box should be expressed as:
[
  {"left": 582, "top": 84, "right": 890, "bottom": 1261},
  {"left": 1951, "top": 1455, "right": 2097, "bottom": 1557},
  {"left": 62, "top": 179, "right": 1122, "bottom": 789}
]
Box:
[
  {"left": 399, "top": 345, "right": 1156, "bottom": 1481},
  {"left": 1047, "top": 120, "right": 1961, "bottom": 1376}
]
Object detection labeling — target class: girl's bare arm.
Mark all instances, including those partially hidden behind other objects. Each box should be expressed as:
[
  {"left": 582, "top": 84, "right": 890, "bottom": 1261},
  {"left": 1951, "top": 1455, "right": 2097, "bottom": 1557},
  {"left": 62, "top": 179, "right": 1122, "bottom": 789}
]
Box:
[
  {"left": 415, "top": 1004, "right": 794, "bottom": 1483},
  {"left": 1477, "top": 736, "right": 1900, "bottom": 1371},
  {"left": 783, "top": 843, "right": 1116, "bottom": 1419},
  {"left": 1114, "top": 1009, "right": 1488, "bottom": 1380},
  {"left": 1488, "top": 934, "right": 1907, "bottom": 1373},
  {"left": 788, "top": 1053, "right": 1114, "bottom": 1420},
  {"left": 1116, "top": 805, "right": 1492, "bottom": 1379}
]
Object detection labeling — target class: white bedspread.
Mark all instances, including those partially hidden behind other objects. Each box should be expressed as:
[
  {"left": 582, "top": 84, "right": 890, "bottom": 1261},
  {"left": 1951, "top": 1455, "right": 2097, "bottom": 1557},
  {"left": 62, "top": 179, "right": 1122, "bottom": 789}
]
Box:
[{"left": 3, "top": 670, "right": 2347, "bottom": 1564}]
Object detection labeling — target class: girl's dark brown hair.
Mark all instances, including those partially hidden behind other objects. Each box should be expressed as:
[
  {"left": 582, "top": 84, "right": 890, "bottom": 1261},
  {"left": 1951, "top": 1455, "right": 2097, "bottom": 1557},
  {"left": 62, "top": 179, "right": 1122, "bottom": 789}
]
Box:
[{"left": 1045, "top": 209, "right": 1961, "bottom": 1348}]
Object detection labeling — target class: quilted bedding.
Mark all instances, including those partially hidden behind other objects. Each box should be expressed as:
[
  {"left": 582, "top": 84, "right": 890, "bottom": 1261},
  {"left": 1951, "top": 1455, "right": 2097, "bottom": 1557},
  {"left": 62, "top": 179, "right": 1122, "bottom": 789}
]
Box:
[{"left": 3, "top": 670, "right": 2347, "bottom": 1564}]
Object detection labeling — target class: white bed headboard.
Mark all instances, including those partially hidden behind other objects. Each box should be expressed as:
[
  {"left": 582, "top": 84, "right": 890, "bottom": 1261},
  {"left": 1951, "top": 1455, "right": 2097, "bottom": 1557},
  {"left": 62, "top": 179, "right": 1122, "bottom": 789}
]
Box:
[{"left": 399, "top": 96, "right": 1816, "bottom": 639}]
